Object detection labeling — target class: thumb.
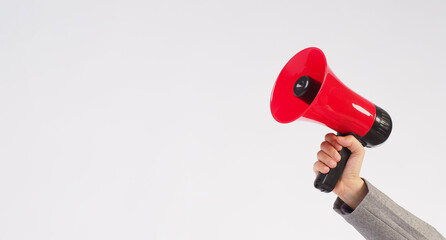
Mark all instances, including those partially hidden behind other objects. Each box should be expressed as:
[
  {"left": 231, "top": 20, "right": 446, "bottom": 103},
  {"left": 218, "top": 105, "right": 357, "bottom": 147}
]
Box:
[
  {"left": 336, "top": 135, "right": 365, "bottom": 156},
  {"left": 336, "top": 135, "right": 365, "bottom": 178}
]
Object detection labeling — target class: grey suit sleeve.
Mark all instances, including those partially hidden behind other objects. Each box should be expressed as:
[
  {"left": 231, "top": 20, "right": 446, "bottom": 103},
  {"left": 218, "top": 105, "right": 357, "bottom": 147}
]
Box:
[{"left": 333, "top": 180, "right": 445, "bottom": 240}]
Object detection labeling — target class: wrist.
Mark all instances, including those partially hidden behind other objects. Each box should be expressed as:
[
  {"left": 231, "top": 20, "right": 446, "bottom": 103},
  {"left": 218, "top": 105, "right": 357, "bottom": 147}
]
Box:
[{"left": 338, "top": 179, "right": 368, "bottom": 209}]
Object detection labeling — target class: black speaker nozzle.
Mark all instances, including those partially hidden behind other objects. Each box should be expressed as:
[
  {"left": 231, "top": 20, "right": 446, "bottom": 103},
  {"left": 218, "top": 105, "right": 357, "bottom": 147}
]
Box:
[{"left": 293, "top": 75, "right": 322, "bottom": 105}]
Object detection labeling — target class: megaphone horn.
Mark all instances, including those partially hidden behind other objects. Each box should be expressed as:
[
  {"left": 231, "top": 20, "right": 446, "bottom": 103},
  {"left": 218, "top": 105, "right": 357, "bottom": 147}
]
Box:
[{"left": 270, "top": 47, "right": 392, "bottom": 193}]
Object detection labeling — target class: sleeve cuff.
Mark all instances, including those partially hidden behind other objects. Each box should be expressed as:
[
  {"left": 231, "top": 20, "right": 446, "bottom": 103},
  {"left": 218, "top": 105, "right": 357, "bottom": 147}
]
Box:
[
  {"left": 333, "top": 178, "right": 370, "bottom": 216},
  {"left": 334, "top": 196, "right": 355, "bottom": 215}
]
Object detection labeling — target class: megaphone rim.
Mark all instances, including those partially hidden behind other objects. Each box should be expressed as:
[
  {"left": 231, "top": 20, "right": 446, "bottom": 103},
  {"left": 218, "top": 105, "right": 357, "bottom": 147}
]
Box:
[{"left": 270, "top": 47, "right": 329, "bottom": 123}]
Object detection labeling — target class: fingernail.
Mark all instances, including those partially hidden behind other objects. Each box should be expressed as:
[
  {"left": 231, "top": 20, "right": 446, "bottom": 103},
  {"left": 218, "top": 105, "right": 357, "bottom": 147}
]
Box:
[
  {"left": 329, "top": 160, "right": 336, "bottom": 168},
  {"left": 336, "top": 154, "right": 341, "bottom": 161}
]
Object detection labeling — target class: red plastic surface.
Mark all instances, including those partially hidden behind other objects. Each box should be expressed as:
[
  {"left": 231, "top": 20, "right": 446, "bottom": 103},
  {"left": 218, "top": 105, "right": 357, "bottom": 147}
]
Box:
[{"left": 270, "top": 47, "right": 376, "bottom": 137}]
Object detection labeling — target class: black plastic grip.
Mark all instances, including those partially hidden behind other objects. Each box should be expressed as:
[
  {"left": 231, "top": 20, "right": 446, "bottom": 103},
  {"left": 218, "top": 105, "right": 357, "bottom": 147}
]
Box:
[{"left": 314, "top": 146, "right": 352, "bottom": 192}]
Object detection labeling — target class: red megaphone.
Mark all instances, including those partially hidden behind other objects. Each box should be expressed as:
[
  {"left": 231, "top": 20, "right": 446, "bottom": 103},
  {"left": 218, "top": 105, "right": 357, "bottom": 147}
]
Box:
[{"left": 270, "top": 47, "right": 392, "bottom": 192}]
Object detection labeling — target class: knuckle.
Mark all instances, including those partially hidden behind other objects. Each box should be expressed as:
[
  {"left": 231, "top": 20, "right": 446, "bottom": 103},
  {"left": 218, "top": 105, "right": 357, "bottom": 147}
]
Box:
[
  {"left": 320, "top": 142, "right": 326, "bottom": 149},
  {"left": 318, "top": 152, "right": 331, "bottom": 163},
  {"left": 320, "top": 142, "right": 338, "bottom": 158},
  {"left": 325, "top": 133, "right": 336, "bottom": 141},
  {"left": 314, "top": 161, "right": 325, "bottom": 172},
  {"left": 320, "top": 141, "right": 330, "bottom": 149}
]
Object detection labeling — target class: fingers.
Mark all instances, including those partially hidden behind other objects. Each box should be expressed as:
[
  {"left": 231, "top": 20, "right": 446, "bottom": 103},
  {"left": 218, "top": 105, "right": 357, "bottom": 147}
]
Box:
[
  {"left": 313, "top": 134, "right": 343, "bottom": 176},
  {"left": 317, "top": 150, "right": 337, "bottom": 167},
  {"left": 320, "top": 141, "right": 341, "bottom": 162},
  {"left": 313, "top": 161, "right": 329, "bottom": 175},
  {"left": 325, "top": 133, "right": 342, "bottom": 151}
]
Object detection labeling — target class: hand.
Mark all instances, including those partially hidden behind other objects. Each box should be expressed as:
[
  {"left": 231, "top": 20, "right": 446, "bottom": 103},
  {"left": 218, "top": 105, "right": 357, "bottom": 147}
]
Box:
[{"left": 313, "top": 133, "right": 368, "bottom": 209}]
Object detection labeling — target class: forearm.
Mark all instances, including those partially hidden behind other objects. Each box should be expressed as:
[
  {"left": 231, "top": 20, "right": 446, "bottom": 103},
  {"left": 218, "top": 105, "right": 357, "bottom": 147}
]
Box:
[
  {"left": 334, "top": 180, "right": 445, "bottom": 240},
  {"left": 337, "top": 178, "right": 368, "bottom": 209}
]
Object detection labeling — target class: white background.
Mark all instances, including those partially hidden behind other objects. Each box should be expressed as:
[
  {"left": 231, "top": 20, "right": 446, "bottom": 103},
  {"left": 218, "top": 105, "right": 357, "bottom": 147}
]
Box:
[{"left": 1, "top": 0, "right": 445, "bottom": 239}]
